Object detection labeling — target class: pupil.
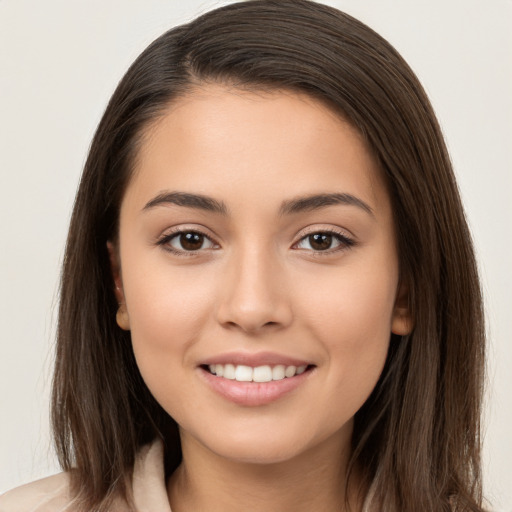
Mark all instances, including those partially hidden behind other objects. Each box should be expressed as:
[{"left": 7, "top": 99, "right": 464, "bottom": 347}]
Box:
[
  {"left": 310, "top": 233, "right": 332, "bottom": 250},
  {"left": 181, "top": 232, "right": 203, "bottom": 250}
]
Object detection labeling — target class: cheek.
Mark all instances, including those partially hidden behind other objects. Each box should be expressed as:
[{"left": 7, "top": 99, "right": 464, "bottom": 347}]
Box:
[
  {"left": 122, "top": 263, "right": 220, "bottom": 423},
  {"left": 122, "top": 257, "right": 216, "bottom": 370},
  {"left": 295, "top": 257, "right": 397, "bottom": 404},
  {"left": 297, "top": 256, "right": 397, "bottom": 340}
]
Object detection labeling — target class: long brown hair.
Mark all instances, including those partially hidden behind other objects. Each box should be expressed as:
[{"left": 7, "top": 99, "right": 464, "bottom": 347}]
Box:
[{"left": 52, "top": 1, "right": 486, "bottom": 510}]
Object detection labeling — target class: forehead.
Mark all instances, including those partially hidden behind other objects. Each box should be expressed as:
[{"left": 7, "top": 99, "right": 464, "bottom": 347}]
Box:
[{"left": 124, "top": 84, "right": 389, "bottom": 217}]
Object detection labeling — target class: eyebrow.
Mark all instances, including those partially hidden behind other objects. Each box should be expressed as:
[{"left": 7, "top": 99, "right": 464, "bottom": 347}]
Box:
[
  {"left": 143, "top": 191, "right": 228, "bottom": 215},
  {"left": 279, "top": 192, "right": 374, "bottom": 217},
  {"left": 143, "top": 191, "right": 374, "bottom": 217}
]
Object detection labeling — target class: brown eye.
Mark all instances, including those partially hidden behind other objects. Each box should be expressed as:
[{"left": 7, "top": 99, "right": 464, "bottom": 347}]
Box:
[
  {"left": 308, "top": 233, "right": 333, "bottom": 251},
  {"left": 167, "top": 231, "right": 215, "bottom": 252},
  {"left": 180, "top": 232, "right": 204, "bottom": 250},
  {"left": 295, "top": 231, "right": 354, "bottom": 253}
]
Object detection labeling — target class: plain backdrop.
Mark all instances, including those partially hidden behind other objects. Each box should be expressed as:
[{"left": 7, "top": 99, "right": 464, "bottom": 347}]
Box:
[{"left": 1, "top": 0, "right": 511, "bottom": 509}]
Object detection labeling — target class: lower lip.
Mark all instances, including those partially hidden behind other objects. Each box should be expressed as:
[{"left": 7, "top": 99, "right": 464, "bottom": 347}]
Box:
[{"left": 198, "top": 367, "right": 313, "bottom": 406}]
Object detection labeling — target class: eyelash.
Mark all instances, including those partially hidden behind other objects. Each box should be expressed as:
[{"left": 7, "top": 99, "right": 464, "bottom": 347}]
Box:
[
  {"left": 156, "top": 228, "right": 218, "bottom": 257},
  {"left": 293, "top": 229, "right": 356, "bottom": 255},
  {"left": 156, "top": 228, "right": 356, "bottom": 257}
]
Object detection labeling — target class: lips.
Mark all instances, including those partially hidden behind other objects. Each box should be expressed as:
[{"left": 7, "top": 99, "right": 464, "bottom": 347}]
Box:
[{"left": 198, "top": 352, "right": 315, "bottom": 406}]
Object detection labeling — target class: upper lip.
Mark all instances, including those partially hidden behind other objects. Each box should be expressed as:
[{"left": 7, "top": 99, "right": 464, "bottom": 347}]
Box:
[{"left": 200, "top": 351, "right": 313, "bottom": 368}]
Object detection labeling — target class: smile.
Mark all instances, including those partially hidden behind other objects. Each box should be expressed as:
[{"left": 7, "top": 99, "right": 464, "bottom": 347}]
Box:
[
  {"left": 207, "top": 363, "right": 308, "bottom": 382},
  {"left": 198, "top": 356, "right": 315, "bottom": 406}
]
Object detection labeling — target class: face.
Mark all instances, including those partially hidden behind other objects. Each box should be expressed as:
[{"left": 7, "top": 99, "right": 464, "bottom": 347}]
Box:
[{"left": 111, "top": 85, "right": 411, "bottom": 466}]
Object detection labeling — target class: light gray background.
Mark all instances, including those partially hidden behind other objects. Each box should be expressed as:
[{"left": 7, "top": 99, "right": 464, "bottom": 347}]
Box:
[{"left": 1, "top": 0, "right": 511, "bottom": 509}]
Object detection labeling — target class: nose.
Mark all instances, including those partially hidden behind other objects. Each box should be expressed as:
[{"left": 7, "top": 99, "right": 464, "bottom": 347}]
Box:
[{"left": 215, "top": 246, "right": 293, "bottom": 334}]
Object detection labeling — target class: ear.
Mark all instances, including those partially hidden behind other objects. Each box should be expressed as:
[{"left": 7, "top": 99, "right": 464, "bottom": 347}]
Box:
[
  {"left": 391, "top": 281, "right": 413, "bottom": 335},
  {"left": 116, "top": 304, "right": 131, "bottom": 331},
  {"left": 107, "top": 241, "right": 131, "bottom": 331}
]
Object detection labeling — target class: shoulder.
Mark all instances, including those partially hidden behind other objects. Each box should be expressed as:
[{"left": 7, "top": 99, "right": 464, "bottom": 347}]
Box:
[
  {"left": 0, "top": 472, "right": 74, "bottom": 512},
  {"left": 0, "top": 440, "right": 167, "bottom": 512}
]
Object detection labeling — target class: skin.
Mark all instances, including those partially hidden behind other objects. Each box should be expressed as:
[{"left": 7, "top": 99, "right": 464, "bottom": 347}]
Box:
[{"left": 110, "top": 85, "right": 411, "bottom": 512}]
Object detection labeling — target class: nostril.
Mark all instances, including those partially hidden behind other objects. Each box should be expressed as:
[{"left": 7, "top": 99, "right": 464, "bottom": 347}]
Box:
[{"left": 222, "top": 319, "right": 282, "bottom": 333}]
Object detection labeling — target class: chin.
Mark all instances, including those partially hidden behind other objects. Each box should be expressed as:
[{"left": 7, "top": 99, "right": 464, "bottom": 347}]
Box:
[
  {"left": 183, "top": 418, "right": 351, "bottom": 467},
  {"left": 212, "top": 437, "right": 310, "bottom": 465}
]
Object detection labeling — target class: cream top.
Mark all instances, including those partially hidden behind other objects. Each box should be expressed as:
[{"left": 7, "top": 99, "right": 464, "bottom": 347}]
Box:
[
  {"left": 0, "top": 441, "right": 171, "bottom": 512},
  {"left": 0, "top": 441, "right": 374, "bottom": 512}
]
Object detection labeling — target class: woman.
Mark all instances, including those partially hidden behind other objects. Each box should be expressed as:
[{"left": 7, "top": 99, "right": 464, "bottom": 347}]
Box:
[{"left": 0, "top": 0, "right": 486, "bottom": 510}]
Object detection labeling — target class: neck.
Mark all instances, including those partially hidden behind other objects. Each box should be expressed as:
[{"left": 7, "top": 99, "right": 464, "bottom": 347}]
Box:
[{"left": 167, "top": 430, "right": 362, "bottom": 512}]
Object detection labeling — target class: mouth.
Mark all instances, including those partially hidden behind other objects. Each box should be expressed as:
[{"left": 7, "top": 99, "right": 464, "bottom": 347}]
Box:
[
  {"left": 198, "top": 360, "right": 316, "bottom": 406},
  {"left": 202, "top": 363, "right": 311, "bottom": 382}
]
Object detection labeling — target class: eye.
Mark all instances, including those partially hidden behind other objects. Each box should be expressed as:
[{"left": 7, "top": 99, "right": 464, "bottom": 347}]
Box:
[
  {"left": 294, "top": 231, "right": 355, "bottom": 252},
  {"left": 159, "top": 230, "right": 217, "bottom": 253}
]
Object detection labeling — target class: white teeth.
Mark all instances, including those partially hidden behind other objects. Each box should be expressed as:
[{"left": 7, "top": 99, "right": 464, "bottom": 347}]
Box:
[
  {"left": 285, "top": 365, "right": 297, "bottom": 378},
  {"left": 235, "top": 365, "right": 253, "bottom": 382},
  {"left": 253, "top": 365, "right": 272, "bottom": 383},
  {"left": 223, "top": 363, "right": 236, "bottom": 380},
  {"left": 272, "top": 365, "right": 286, "bottom": 381},
  {"left": 207, "top": 363, "right": 308, "bottom": 381}
]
